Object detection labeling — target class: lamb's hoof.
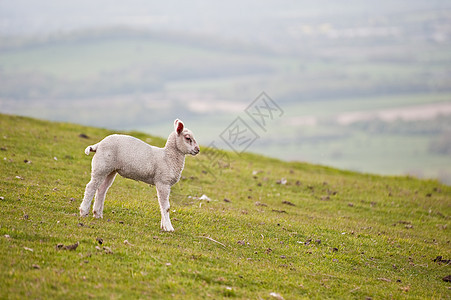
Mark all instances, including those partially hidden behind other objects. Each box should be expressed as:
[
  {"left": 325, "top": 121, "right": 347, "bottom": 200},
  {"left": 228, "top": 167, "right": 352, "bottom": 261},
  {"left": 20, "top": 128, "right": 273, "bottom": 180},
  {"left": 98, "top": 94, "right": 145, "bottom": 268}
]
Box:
[
  {"left": 93, "top": 211, "right": 103, "bottom": 219},
  {"left": 79, "top": 209, "right": 89, "bottom": 217},
  {"left": 161, "top": 223, "right": 174, "bottom": 232}
]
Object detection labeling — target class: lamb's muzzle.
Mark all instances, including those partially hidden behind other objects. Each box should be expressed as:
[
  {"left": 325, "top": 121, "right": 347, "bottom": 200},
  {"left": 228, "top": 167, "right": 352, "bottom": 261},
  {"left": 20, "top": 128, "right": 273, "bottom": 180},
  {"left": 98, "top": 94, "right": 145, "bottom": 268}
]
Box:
[
  {"left": 79, "top": 119, "right": 199, "bottom": 232},
  {"left": 192, "top": 146, "right": 200, "bottom": 155}
]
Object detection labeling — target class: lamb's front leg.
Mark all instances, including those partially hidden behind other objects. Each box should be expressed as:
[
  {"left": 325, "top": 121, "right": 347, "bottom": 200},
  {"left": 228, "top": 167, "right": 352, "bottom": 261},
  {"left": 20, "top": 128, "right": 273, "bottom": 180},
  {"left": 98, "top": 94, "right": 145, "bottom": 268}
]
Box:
[{"left": 155, "top": 183, "right": 174, "bottom": 232}]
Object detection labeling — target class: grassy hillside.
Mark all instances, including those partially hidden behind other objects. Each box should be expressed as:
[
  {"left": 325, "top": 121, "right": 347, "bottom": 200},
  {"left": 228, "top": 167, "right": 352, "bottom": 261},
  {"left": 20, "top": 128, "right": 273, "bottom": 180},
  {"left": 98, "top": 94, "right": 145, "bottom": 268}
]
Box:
[{"left": 0, "top": 113, "right": 450, "bottom": 299}]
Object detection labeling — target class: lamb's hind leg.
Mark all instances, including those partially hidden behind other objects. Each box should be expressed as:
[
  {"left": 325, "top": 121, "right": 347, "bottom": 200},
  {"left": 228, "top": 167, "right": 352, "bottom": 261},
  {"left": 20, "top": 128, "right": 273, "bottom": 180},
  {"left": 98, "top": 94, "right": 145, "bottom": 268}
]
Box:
[
  {"left": 93, "top": 171, "right": 117, "bottom": 218},
  {"left": 80, "top": 173, "right": 109, "bottom": 217}
]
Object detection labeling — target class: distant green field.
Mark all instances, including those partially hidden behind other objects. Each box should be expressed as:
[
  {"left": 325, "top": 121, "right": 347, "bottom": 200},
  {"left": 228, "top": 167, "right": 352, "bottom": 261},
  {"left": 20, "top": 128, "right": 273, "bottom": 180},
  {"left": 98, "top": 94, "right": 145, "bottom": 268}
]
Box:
[
  {"left": 0, "top": 38, "right": 218, "bottom": 79},
  {"left": 1, "top": 31, "right": 450, "bottom": 185},
  {"left": 282, "top": 93, "right": 451, "bottom": 117},
  {"left": 1, "top": 30, "right": 449, "bottom": 100}
]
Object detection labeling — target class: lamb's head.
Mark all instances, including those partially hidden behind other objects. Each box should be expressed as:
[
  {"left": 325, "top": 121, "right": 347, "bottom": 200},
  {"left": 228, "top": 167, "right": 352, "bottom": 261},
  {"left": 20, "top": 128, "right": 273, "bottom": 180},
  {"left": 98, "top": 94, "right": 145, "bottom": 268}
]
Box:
[{"left": 174, "top": 119, "right": 200, "bottom": 156}]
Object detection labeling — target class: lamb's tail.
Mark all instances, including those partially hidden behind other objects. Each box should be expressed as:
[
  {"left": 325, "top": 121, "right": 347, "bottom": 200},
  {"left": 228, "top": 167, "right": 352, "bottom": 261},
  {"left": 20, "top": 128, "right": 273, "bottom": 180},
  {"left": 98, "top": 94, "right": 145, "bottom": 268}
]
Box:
[{"left": 84, "top": 143, "right": 99, "bottom": 155}]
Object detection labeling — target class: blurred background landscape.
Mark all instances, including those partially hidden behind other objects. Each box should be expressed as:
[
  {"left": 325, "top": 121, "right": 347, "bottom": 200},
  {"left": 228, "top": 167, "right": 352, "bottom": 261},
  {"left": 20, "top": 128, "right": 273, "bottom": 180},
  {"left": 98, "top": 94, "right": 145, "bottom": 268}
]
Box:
[{"left": 1, "top": 0, "right": 450, "bottom": 183}]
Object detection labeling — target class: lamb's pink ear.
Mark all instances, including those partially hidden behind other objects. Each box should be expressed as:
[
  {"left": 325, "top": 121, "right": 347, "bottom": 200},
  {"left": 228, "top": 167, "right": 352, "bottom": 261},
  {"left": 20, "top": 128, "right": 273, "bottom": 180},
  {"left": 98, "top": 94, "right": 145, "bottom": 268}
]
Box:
[{"left": 174, "top": 119, "right": 184, "bottom": 134}]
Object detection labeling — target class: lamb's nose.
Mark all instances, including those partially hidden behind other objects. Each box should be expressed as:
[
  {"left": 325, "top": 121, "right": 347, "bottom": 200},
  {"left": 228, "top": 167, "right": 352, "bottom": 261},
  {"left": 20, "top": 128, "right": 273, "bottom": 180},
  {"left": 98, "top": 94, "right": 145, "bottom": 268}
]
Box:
[{"left": 195, "top": 146, "right": 200, "bottom": 153}]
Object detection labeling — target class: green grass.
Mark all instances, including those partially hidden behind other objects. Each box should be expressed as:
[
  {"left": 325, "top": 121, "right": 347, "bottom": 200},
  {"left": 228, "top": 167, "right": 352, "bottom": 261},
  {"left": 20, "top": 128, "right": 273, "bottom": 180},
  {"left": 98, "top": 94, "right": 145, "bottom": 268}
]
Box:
[{"left": 0, "top": 113, "right": 450, "bottom": 299}]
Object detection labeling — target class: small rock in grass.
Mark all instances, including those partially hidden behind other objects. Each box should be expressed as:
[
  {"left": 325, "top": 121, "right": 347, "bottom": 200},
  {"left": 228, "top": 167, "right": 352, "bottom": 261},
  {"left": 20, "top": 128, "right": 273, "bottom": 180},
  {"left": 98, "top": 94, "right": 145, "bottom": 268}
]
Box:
[
  {"left": 276, "top": 178, "right": 287, "bottom": 185},
  {"left": 282, "top": 200, "right": 295, "bottom": 206},
  {"left": 269, "top": 292, "right": 284, "bottom": 299},
  {"left": 199, "top": 194, "right": 211, "bottom": 201},
  {"left": 443, "top": 275, "right": 451, "bottom": 282},
  {"left": 96, "top": 237, "right": 103, "bottom": 245},
  {"left": 124, "top": 240, "right": 134, "bottom": 246},
  {"left": 103, "top": 246, "right": 113, "bottom": 254},
  {"left": 32, "top": 264, "right": 41, "bottom": 269},
  {"left": 56, "top": 242, "right": 79, "bottom": 251},
  {"left": 223, "top": 198, "right": 231, "bottom": 203}
]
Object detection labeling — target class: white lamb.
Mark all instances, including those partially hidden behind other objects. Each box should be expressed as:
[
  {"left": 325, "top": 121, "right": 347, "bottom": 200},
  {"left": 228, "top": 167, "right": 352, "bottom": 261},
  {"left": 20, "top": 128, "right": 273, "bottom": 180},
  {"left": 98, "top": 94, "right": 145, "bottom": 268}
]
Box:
[{"left": 79, "top": 119, "right": 199, "bottom": 232}]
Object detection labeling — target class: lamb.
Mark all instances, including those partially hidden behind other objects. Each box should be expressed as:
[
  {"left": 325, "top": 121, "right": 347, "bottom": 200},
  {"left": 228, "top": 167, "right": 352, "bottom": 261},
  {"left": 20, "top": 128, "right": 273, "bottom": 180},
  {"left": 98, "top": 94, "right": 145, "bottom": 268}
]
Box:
[{"left": 79, "top": 119, "right": 200, "bottom": 232}]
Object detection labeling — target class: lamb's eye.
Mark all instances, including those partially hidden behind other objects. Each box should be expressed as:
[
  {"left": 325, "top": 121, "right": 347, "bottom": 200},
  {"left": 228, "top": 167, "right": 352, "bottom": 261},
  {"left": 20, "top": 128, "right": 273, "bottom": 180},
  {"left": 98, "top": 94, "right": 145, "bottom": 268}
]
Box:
[{"left": 185, "top": 136, "right": 191, "bottom": 142}]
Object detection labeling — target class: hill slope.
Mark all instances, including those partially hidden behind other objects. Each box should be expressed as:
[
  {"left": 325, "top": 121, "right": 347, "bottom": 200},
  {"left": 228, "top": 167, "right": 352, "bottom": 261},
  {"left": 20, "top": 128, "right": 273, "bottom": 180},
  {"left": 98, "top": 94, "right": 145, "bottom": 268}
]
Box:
[{"left": 0, "top": 114, "right": 450, "bottom": 299}]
